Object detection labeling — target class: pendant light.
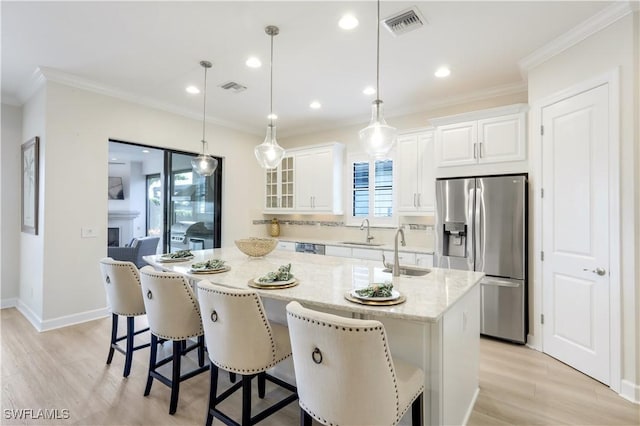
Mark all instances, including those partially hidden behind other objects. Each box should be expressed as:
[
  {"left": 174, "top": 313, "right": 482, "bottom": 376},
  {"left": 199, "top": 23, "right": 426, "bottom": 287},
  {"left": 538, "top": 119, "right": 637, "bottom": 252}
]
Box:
[
  {"left": 254, "top": 25, "right": 285, "bottom": 169},
  {"left": 359, "top": 0, "right": 397, "bottom": 158},
  {"left": 191, "top": 60, "right": 218, "bottom": 176}
]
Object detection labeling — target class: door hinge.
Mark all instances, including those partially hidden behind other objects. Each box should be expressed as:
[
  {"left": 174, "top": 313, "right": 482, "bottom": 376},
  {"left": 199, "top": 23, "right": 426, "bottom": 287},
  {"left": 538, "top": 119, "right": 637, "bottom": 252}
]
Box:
[
  {"left": 541, "top": 251, "right": 545, "bottom": 261},
  {"left": 541, "top": 314, "right": 545, "bottom": 324},
  {"left": 541, "top": 188, "right": 544, "bottom": 198},
  {"left": 540, "top": 125, "right": 544, "bottom": 136}
]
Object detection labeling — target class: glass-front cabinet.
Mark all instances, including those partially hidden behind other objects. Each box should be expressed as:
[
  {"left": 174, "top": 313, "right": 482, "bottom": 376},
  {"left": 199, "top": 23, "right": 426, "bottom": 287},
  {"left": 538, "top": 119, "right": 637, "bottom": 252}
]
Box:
[{"left": 264, "top": 156, "right": 294, "bottom": 212}]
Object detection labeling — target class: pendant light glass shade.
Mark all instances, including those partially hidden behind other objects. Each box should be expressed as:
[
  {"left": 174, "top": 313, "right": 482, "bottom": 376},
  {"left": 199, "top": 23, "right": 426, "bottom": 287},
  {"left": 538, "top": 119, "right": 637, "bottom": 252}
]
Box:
[
  {"left": 359, "top": 100, "right": 397, "bottom": 158},
  {"left": 254, "top": 124, "right": 285, "bottom": 169},
  {"left": 191, "top": 60, "right": 218, "bottom": 176},
  {"left": 192, "top": 141, "right": 218, "bottom": 176},
  {"left": 359, "top": 0, "right": 397, "bottom": 158},
  {"left": 255, "top": 25, "right": 285, "bottom": 169}
]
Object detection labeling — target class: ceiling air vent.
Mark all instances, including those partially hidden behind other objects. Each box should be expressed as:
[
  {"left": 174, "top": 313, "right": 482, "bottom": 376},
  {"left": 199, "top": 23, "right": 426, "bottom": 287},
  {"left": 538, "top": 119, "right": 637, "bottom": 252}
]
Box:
[
  {"left": 382, "top": 7, "right": 426, "bottom": 36},
  {"left": 219, "top": 81, "right": 247, "bottom": 93}
]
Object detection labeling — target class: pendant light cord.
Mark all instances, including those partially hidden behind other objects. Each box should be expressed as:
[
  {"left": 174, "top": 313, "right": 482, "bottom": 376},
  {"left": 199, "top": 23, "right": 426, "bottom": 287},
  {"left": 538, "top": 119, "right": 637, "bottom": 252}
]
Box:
[
  {"left": 376, "top": 0, "right": 380, "bottom": 102},
  {"left": 202, "top": 65, "right": 208, "bottom": 147},
  {"left": 269, "top": 32, "right": 274, "bottom": 127}
]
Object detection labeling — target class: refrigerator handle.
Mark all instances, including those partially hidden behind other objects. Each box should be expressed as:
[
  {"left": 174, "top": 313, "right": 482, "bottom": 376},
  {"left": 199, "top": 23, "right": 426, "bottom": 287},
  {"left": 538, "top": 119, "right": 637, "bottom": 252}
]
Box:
[
  {"left": 475, "top": 186, "right": 483, "bottom": 272},
  {"left": 467, "top": 186, "right": 475, "bottom": 266}
]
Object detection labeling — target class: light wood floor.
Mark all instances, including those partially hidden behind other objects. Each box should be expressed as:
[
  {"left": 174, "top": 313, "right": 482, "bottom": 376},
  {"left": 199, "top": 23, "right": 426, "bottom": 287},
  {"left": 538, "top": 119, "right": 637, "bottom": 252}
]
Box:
[{"left": 1, "top": 308, "right": 638, "bottom": 425}]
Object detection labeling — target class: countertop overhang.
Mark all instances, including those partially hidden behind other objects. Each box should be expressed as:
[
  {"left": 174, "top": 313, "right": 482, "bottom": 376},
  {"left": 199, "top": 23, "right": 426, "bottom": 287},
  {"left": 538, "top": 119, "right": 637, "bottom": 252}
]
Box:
[{"left": 144, "top": 247, "right": 483, "bottom": 323}]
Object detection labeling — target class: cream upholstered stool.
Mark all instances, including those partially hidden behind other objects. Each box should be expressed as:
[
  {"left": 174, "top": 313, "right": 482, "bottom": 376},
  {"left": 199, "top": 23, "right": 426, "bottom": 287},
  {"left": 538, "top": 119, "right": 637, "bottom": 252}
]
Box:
[
  {"left": 286, "top": 301, "right": 425, "bottom": 426},
  {"left": 99, "top": 258, "right": 150, "bottom": 377},
  {"left": 197, "top": 280, "right": 298, "bottom": 426},
  {"left": 139, "top": 266, "right": 209, "bottom": 415}
]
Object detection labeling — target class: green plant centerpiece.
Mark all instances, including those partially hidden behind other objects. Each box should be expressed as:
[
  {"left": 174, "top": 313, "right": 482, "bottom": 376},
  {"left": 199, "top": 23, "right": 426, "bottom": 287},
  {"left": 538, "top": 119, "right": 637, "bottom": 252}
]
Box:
[
  {"left": 258, "top": 263, "right": 293, "bottom": 283},
  {"left": 355, "top": 281, "right": 394, "bottom": 298}
]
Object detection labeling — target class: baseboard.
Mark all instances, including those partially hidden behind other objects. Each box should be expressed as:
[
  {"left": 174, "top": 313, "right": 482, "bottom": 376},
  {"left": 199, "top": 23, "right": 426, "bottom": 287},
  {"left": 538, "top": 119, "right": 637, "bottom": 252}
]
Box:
[
  {"left": 16, "top": 301, "right": 110, "bottom": 332},
  {"left": 526, "top": 333, "right": 541, "bottom": 351},
  {"left": 40, "top": 307, "right": 110, "bottom": 332},
  {"left": 16, "top": 299, "right": 44, "bottom": 332},
  {"left": 462, "top": 387, "right": 480, "bottom": 425},
  {"left": 1, "top": 298, "right": 18, "bottom": 309},
  {"left": 620, "top": 379, "right": 640, "bottom": 404}
]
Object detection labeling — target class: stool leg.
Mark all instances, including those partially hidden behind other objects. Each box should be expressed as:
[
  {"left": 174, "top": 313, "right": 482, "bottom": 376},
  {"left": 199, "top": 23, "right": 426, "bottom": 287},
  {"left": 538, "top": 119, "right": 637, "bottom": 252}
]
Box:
[
  {"left": 144, "top": 334, "right": 158, "bottom": 396},
  {"left": 241, "top": 375, "right": 252, "bottom": 426},
  {"left": 258, "top": 372, "right": 266, "bottom": 399},
  {"left": 123, "top": 316, "right": 135, "bottom": 377},
  {"left": 300, "top": 408, "right": 312, "bottom": 426},
  {"left": 206, "top": 365, "right": 218, "bottom": 426},
  {"left": 106, "top": 313, "right": 118, "bottom": 365},
  {"left": 197, "top": 335, "right": 205, "bottom": 367},
  {"left": 411, "top": 393, "right": 423, "bottom": 426},
  {"left": 229, "top": 372, "right": 236, "bottom": 383},
  {"left": 169, "top": 340, "right": 182, "bottom": 415}
]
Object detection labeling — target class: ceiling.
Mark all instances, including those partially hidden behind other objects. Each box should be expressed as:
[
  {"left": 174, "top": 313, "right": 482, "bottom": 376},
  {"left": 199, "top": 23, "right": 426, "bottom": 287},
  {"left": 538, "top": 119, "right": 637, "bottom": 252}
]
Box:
[{"left": 2, "top": 1, "right": 613, "bottom": 138}]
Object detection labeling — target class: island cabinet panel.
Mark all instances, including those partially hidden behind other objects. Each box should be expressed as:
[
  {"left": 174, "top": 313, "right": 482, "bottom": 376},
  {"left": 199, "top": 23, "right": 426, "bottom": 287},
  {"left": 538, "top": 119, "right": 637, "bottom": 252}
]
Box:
[{"left": 325, "top": 245, "right": 352, "bottom": 258}]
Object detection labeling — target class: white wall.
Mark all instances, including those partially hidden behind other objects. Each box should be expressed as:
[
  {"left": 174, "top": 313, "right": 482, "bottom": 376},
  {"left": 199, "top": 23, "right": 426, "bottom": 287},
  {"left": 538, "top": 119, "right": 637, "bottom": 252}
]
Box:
[
  {"left": 12, "top": 80, "right": 262, "bottom": 327},
  {"left": 527, "top": 13, "right": 639, "bottom": 395},
  {"left": 1, "top": 103, "right": 23, "bottom": 307}
]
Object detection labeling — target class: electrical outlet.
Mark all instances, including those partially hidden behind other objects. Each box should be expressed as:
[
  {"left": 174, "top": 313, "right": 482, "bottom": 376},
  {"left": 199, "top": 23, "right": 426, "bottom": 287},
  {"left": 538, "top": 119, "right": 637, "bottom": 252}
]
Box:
[{"left": 81, "top": 227, "right": 97, "bottom": 238}]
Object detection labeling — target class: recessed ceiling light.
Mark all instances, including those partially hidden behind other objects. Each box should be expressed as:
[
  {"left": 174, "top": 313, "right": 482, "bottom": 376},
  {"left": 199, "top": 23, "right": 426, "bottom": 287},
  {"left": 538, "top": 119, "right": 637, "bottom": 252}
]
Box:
[
  {"left": 338, "top": 14, "right": 359, "bottom": 30},
  {"left": 267, "top": 113, "right": 278, "bottom": 120},
  {"left": 309, "top": 101, "right": 321, "bottom": 109},
  {"left": 435, "top": 67, "right": 451, "bottom": 78},
  {"left": 363, "top": 86, "right": 376, "bottom": 95},
  {"left": 246, "top": 57, "right": 262, "bottom": 68},
  {"left": 186, "top": 85, "right": 200, "bottom": 94},
  {"left": 142, "top": 149, "right": 150, "bottom": 154}
]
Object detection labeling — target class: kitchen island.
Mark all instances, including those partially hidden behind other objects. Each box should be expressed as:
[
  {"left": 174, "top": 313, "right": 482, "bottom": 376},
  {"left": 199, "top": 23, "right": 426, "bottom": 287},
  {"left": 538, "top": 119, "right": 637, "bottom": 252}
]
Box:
[{"left": 144, "top": 248, "right": 484, "bottom": 426}]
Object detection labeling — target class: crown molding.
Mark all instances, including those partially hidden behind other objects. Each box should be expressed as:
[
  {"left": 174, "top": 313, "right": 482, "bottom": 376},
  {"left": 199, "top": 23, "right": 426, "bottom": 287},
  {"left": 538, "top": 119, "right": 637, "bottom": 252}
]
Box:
[
  {"left": 279, "top": 81, "right": 527, "bottom": 139},
  {"left": 518, "top": 1, "right": 635, "bottom": 78},
  {"left": 31, "top": 66, "right": 261, "bottom": 136}
]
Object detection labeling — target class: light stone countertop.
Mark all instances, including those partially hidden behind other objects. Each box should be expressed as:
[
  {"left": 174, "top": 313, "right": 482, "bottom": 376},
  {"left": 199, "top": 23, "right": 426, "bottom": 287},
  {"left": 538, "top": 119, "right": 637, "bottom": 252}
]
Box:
[
  {"left": 144, "top": 247, "right": 482, "bottom": 323},
  {"left": 277, "top": 236, "right": 434, "bottom": 255}
]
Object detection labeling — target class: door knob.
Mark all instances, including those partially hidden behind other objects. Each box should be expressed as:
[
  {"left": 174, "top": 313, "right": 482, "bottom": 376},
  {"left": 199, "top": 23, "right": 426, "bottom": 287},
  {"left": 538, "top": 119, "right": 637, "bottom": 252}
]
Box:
[{"left": 583, "top": 267, "right": 606, "bottom": 276}]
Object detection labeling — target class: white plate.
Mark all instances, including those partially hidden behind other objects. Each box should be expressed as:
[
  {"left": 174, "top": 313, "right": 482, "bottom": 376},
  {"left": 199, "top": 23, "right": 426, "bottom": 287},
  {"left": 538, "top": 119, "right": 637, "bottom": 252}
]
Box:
[
  {"left": 190, "top": 266, "right": 230, "bottom": 274},
  {"left": 253, "top": 277, "right": 296, "bottom": 286},
  {"left": 158, "top": 255, "right": 194, "bottom": 263},
  {"left": 350, "top": 289, "right": 400, "bottom": 302}
]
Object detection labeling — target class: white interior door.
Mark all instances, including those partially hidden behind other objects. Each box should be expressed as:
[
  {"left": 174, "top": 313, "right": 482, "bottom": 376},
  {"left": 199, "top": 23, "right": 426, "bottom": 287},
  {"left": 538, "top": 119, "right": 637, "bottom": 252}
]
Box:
[{"left": 541, "top": 83, "right": 610, "bottom": 384}]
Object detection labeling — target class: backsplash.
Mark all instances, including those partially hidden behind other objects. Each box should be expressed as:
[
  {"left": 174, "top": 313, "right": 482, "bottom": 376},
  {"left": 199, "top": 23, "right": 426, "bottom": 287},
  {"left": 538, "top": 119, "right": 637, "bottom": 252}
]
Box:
[{"left": 251, "top": 218, "right": 435, "bottom": 250}]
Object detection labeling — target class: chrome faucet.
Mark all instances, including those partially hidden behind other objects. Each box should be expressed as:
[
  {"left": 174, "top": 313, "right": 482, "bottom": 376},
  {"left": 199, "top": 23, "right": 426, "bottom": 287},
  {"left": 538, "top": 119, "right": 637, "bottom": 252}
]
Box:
[
  {"left": 359, "top": 218, "right": 374, "bottom": 243},
  {"left": 393, "top": 227, "right": 406, "bottom": 277}
]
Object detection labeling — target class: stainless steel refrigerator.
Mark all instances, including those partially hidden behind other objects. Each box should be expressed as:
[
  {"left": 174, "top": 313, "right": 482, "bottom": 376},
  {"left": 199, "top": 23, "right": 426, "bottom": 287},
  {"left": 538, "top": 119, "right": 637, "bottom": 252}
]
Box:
[{"left": 434, "top": 175, "right": 527, "bottom": 343}]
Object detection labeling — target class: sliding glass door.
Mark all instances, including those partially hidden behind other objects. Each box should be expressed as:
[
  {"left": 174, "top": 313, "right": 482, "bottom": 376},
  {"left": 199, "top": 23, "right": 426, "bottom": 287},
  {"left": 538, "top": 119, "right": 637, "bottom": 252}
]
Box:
[{"left": 165, "top": 152, "right": 222, "bottom": 253}]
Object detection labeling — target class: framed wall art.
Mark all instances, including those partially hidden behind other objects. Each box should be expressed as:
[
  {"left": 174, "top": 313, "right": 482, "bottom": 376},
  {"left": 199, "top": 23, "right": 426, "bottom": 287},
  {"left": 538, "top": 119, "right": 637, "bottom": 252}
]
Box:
[{"left": 21, "top": 136, "right": 39, "bottom": 234}]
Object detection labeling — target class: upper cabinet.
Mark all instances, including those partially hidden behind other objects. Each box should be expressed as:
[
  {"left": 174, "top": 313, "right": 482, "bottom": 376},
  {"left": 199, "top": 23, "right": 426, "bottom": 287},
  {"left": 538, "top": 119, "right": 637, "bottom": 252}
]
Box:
[
  {"left": 432, "top": 104, "right": 528, "bottom": 168},
  {"left": 295, "top": 143, "right": 344, "bottom": 214},
  {"left": 264, "top": 155, "right": 295, "bottom": 212},
  {"left": 397, "top": 129, "right": 435, "bottom": 214},
  {"left": 263, "top": 142, "right": 344, "bottom": 214}
]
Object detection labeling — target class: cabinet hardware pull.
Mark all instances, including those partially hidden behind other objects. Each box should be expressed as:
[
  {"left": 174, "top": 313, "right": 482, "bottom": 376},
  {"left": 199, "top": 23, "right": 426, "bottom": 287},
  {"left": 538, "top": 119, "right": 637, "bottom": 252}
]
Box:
[
  {"left": 417, "top": 193, "right": 421, "bottom": 207},
  {"left": 413, "top": 193, "right": 417, "bottom": 207},
  {"left": 479, "top": 142, "right": 483, "bottom": 158},
  {"left": 473, "top": 143, "right": 477, "bottom": 159}
]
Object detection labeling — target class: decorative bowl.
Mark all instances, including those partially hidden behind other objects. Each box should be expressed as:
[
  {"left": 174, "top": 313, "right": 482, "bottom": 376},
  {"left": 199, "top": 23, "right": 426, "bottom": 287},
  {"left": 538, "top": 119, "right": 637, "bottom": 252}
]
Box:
[{"left": 234, "top": 237, "right": 278, "bottom": 257}]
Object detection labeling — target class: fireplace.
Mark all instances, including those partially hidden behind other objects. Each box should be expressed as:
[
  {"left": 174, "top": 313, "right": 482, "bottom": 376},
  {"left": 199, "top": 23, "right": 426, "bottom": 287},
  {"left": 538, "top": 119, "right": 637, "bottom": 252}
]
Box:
[{"left": 108, "top": 227, "right": 120, "bottom": 247}]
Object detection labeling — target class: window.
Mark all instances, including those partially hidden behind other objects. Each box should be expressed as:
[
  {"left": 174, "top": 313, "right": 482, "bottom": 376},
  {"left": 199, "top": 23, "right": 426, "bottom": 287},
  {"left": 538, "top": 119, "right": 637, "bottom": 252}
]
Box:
[{"left": 348, "top": 154, "right": 396, "bottom": 227}]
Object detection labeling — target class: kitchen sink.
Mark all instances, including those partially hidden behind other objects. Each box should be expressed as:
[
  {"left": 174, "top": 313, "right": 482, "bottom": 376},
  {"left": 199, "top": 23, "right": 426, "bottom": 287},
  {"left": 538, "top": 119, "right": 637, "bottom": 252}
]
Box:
[
  {"left": 340, "top": 241, "right": 385, "bottom": 247},
  {"left": 382, "top": 267, "right": 431, "bottom": 277}
]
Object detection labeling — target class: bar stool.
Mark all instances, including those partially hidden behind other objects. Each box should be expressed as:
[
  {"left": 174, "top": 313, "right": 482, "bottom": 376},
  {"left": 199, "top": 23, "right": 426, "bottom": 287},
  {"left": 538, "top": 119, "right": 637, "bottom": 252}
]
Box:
[
  {"left": 286, "top": 301, "right": 425, "bottom": 426},
  {"left": 98, "top": 257, "right": 150, "bottom": 377},
  {"left": 139, "top": 266, "right": 209, "bottom": 414},
  {"left": 197, "top": 280, "right": 298, "bottom": 426}
]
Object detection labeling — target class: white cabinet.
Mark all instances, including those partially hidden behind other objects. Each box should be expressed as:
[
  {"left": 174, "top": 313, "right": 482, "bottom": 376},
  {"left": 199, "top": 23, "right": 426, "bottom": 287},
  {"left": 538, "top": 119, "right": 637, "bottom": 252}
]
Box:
[
  {"left": 382, "top": 250, "right": 416, "bottom": 265},
  {"left": 415, "top": 253, "right": 433, "bottom": 267},
  {"left": 264, "top": 156, "right": 295, "bottom": 212},
  {"left": 325, "top": 245, "right": 352, "bottom": 258},
  {"left": 277, "top": 241, "right": 295, "bottom": 252},
  {"left": 397, "top": 130, "right": 435, "bottom": 214},
  {"left": 351, "top": 247, "right": 383, "bottom": 261},
  {"left": 295, "top": 143, "right": 344, "bottom": 214},
  {"left": 433, "top": 104, "right": 528, "bottom": 168}
]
